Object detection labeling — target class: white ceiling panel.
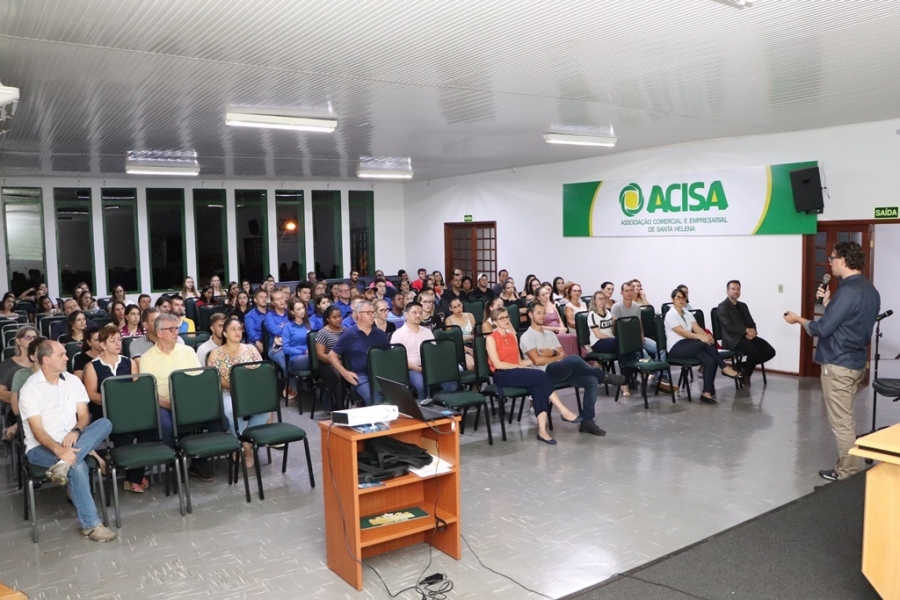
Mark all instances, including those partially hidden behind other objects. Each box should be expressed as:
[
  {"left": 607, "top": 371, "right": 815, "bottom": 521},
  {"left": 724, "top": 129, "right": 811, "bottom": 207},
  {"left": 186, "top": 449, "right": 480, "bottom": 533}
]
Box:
[{"left": 1, "top": 0, "right": 900, "bottom": 180}]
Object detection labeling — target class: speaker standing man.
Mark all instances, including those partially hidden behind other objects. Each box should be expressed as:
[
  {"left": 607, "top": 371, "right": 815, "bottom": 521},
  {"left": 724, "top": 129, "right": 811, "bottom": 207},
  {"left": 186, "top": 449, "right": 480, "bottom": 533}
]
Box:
[{"left": 784, "top": 241, "right": 880, "bottom": 482}]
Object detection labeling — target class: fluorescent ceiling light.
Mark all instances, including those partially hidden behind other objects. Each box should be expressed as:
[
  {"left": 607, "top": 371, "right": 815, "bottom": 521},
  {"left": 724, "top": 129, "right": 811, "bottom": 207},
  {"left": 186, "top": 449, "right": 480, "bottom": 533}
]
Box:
[
  {"left": 710, "top": 0, "right": 753, "bottom": 8},
  {"left": 225, "top": 112, "right": 337, "bottom": 132},
  {"left": 543, "top": 132, "right": 617, "bottom": 147},
  {"left": 126, "top": 150, "right": 199, "bottom": 176},
  {"left": 357, "top": 156, "right": 413, "bottom": 179}
]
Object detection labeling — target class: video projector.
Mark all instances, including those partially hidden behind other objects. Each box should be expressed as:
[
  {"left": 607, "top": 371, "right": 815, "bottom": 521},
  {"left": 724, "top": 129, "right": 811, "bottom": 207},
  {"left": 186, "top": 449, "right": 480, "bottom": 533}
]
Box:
[{"left": 332, "top": 404, "right": 399, "bottom": 427}]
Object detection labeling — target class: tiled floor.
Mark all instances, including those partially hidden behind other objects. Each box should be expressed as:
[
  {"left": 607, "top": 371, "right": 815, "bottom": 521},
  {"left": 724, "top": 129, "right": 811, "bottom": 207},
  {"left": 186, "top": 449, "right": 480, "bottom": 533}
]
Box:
[{"left": 2, "top": 368, "right": 899, "bottom": 599}]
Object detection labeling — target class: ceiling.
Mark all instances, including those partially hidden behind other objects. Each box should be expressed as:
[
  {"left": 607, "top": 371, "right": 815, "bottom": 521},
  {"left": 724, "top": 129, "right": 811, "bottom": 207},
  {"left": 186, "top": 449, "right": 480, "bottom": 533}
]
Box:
[{"left": 1, "top": 0, "right": 899, "bottom": 181}]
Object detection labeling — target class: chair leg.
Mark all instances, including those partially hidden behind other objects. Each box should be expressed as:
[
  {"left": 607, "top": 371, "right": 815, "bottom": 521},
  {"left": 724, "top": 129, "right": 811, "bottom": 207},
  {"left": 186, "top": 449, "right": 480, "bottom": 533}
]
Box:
[
  {"left": 473, "top": 405, "right": 481, "bottom": 431},
  {"left": 482, "top": 403, "right": 493, "bottom": 446},
  {"left": 241, "top": 454, "right": 252, "bottom": 503},
  {"left": 761, "top": 362, "right": 767, "bottom": 385},
  {"left": 303, "top": 438, "right": 315, "bottom": 488},
  {"left": 575, "top": 388, "right": 583, "bottom": 415},
  {"left": 497, "top": 398, "right": 507, "bottom": 441},
  {"left": 182, "top": 458, "right": 193, "bottom": 515},
  {"left": 508, "top": 398, "right": 517, "bottom": 424},
  {"left": 517, "top": 397, "right": 526, "bottom": 423},
  {"left": 281, "top": 443, "right": 290, "bottom": 473},
  {"left": 96, "top": 468, "right": 109, "bottom": 527},
  {"left": 681, "top": 368, "right": 693, "bottom": 402},
  {"left": 28, "top": 479, "right": 37, "bottom": 543},
  {"left": 111, "top": 466, "right": 122, "bottom": 529},
  {"left": 267, "top": 447, "right": 272, "bottom": 465},
  {"left": 640, "top": 373, "right": 650, "bottom": 409},
  {"left": 174, "top": 460, "right": 186, "bottom": 517},
  {"left": 460, "top": 408, "right": 468, "bottom": 434},
  {"left": 254, "top": 446, "right": 265, "bottom": 500},
  {"left": 666, "top": 368, "right": 676, "bottom": 403}
]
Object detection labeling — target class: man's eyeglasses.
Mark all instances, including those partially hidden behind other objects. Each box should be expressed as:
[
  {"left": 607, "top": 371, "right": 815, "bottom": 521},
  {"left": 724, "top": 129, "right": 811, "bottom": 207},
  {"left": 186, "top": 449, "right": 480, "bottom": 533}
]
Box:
[
  {"left": 828, "top": 255, "right": 840, "bottom": 262},
  {"left": 159, "top": 327, "right": 180, "bottom": 333},
  {"left": 358, "top": 310, "right": 375, "bottom": 316}
]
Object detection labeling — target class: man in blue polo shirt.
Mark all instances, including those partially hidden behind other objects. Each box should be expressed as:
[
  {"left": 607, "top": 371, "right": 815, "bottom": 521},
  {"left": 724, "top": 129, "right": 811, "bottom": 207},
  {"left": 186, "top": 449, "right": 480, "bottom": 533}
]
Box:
[
  {"left": 329, "top": 300, "right": 388, "bottom": 406},
  {"left": 244, "top": 288, "right": 268, "bottom": 353},
  {"left": 334, "top": 283, "right": 353, "bottom": 319}
]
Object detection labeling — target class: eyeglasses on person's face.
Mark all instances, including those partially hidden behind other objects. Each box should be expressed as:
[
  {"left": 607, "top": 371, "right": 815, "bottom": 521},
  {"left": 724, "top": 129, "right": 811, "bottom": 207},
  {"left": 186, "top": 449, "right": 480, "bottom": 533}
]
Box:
[
  {"left": 828, "top": 255, "right": 840, "bottom": 263},
  {"left": 159, "top": 326, "right": 180, "bottom": 333},
  {"left": 496, "top": 315, "right": 510, "bottom": 321}
]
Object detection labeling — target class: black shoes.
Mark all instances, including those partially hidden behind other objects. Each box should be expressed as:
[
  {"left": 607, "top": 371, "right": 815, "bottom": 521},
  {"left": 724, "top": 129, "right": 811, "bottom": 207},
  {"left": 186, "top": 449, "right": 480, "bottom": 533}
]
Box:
[
  {"left": 818, "top": 469, "right": 839, "bottom": 482},
  {"left": 188, "top": 462, "right": 215, "bottom": 482},
  {"left": 579, "top": 421, "right": 606, "bottom": 436},
  {"left": 604, "top": 373, "right": 627, "bottom": 386},
  {"left": 536, "top": 435, "right": 557, "bottom": 445}
]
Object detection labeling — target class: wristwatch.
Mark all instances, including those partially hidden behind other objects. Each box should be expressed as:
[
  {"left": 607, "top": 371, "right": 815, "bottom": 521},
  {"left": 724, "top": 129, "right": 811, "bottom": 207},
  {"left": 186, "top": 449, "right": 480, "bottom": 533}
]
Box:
[{"left": 72, "top": 427, "right": 82, "bottom": 436}]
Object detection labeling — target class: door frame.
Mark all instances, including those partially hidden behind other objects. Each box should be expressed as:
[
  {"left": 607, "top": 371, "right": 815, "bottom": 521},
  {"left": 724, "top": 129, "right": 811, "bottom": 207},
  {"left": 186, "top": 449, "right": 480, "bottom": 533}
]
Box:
[{"left": 443, "top": 221, "right": 498, "bottom": 284}]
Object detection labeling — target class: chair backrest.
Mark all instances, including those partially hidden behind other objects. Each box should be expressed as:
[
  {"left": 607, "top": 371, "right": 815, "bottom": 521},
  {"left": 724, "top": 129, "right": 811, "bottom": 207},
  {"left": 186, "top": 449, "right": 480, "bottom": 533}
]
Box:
[
  {"left": 97, "top": 298, "right": 111, "bottom": 311},
  {"left": 473, "top": 334, "right": 491, "bottom": 381},
  {"left": 92, "top": 315, "right": 112, "bottom": 329},
  {"left": 40, "top": 315, "right": 66, "bottom": 338},
  {"left": 3, "top": 327, "right": 17, "bottom": 347},
  {"left": 640, "top": 305, "right": 657, "bottom": 341},
  {"left": 184, "top": 297, "right": 198, "bottom": 323},
  {"left": 367, "top": 344, "right": 410, "bottom": 399},
  {"left": 660, "top": 302, "right": 673, "bottom": 318},
  {"left": 421, "top": 339, "right": 461, "bottom": 394},
  {"left": 3, "top": 346, "right": 15, "bottom": 360},
  {"left": 654, "top": 315, "right": 668, "bottom": 352},
  {"left": 169, "top": 367, "right": 223, "bottom": 432},
  {"left": 690, "top": 309, "right": 706, "bottom": 330},
  {"left": 506, "top": 304, "right": 521, "bottom": 331},
  {"left": 230, "top": 361, "right": 281, "bottom": 419},
  {"left": 65, "top": 342, "right": 81, "bottom": 372},
  {"left": 179, "top": 331, "right": 210, "bottom": 350},
  {"left": 101, "top": 373, "right": 161, "bottom": 437},
  {"left": 14, "top": 311, "right": 27, "bottom": 323},
  {"left": 710, "top": 307, "right": 723, "bottom": 342},
  {"left": 121, "top": 336, "right": 135, "bottom": 357},
  {"left": 574, "top": 312, "right": 591, "bottom": 348},
  {"left": 307, "top": 330, "right": 321, "bottom": 372},
  {"left": 197, "top": 305, "right": 215, "bottom": 332},
  {"left": 436, "top": 325, "right": 465, "bottom": 366},
  {"left": 556, "top": 304, "right": 567, "bottom": 329},
  {"left": 464, "top": 300, "right": 485, "bottom": 325},
  {"left": 615, "top": 316, "right": 644, "bottom": 357}
]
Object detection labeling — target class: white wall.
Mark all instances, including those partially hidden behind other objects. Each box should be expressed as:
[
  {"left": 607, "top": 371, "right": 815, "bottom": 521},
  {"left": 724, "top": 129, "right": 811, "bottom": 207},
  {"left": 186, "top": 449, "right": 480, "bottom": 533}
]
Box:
[
  {"left": 0, "top": 176, "right": 405, "bottom": 303},
  {"left": 404, "top": 117, "right": 900, "bottom": 374},
  {"left": 873, "top": 223, "right": 900, "bottom": 379}
]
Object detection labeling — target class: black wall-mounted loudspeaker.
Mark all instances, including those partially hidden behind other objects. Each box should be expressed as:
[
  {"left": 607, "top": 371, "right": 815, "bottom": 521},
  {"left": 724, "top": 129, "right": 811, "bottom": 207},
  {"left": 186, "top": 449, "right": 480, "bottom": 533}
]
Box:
[
  {"left": 790, "top": 167, "right": 824, "bottom": 214},
  {"left": 248, "top": 219, "right": 260, "bottom": 235}
]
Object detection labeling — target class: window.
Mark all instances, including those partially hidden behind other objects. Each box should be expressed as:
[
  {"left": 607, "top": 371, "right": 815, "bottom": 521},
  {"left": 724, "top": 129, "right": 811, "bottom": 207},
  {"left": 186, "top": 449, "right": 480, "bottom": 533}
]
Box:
[
  {"left": 275, "top": 190, "right": 305, "bottom": 281},
  {"left": 235, "top": 190, "right": 268, "bottom": 283},
  {"left": 102, "top": 188, "right": 139, "bottom": 293},
  {"left": 348, "top": 191, "right": 375, "bottom": 276},
  {"left": 312, "top": 190, "right": 342, "bottom": 279},
  {"left": 54, "top": 188, "right": 95, "bottom": 296},
  {"left": 146, "top": 189, "right": 186, "bottom": 291},
  {"left": 2, "top": 187, "right": 46, "bottom": 296},
  {"left": 194, "top": 189, "right": 228, "bottom": 286}
]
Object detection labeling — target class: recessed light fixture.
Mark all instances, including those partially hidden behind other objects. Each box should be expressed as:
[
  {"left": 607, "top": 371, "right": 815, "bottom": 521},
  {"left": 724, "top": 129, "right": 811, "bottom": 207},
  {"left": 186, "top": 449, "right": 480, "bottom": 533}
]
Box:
[
  {"left": 126, "top": 150, "right": 200, "bottom": 176},
  {"left": 225, "top": 112, "right": 337, "bottom": 133},
  {"left": 0, "top": 81, "right": 19, "bottom": 135},
  {"left": 543, "top": 133, "right": 617, "bottom": 147},
  {"left": 357, "top": 156, "right": 414, "bottom": 180},
  {"left": 710, "top": 0, "right": 753, "bottom": 8}
]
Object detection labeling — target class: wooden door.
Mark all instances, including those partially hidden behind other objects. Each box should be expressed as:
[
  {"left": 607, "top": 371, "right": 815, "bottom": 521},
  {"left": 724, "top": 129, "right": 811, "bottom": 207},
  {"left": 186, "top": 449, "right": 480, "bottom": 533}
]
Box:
[
  {"left": 444, "top": 222, "right": 497, "bottom": 285},
  {"left": 800, "top": 222, "right": 874, "bottom": 377}
]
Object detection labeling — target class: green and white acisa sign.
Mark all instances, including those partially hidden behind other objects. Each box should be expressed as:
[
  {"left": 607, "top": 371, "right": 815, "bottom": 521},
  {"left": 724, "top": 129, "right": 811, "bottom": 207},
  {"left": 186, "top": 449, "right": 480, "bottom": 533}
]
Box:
[{"left": 563, "top": 162, "right": 818, "bottom": 237}]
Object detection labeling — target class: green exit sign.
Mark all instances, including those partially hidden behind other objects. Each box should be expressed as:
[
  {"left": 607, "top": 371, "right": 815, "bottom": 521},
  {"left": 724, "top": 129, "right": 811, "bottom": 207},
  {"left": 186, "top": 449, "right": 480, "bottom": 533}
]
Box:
[
  {"left": 464, "top": 215, "right": 473, "bottom": 222},
  {"left": 875, "top": 206, "right": 898, "bottom": 219}
]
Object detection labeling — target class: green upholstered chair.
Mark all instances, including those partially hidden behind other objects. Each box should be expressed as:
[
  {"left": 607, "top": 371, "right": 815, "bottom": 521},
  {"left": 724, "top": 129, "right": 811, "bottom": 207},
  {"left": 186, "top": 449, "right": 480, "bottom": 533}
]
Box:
[
  {"left": 576, "top": 312, "right": 617, "bottom": 396},
  {"left": 178, "top": 331, "right": 210, "bottom": 350},
  {"left": 640, "top": 305, "right": 657, "bottom": 345},
  {"left": 304, "top": 329, "right": 332, "bottom": 417},
  {"left": 230, "top": 361, "right": 314, "bottom": 501},
  {"left": 367, "top": 344, "right": 412, "bottom": 399},
  {"left": 472, "top": 334, "right": 510, "bottom": 440},
  {"left": 436, "top": 325, "right": 482, "bottom": 387},
  {"left": 421, "top": 339, "right": 494, "bottom": 445},
  {"left": 169, "top": 367, "right": 242, "bottom": 514},
  {"left": 464, "top": 299, "right": 485, "bottom": 325},
  {"left": 615, "top": 316, "right": 675, "bottom": 409},
  {"left": 102, "top": 373, "right": 184, "bottom": 528},
  {"left": 654, "top": 316, "right": 699, "bottom": 403}
]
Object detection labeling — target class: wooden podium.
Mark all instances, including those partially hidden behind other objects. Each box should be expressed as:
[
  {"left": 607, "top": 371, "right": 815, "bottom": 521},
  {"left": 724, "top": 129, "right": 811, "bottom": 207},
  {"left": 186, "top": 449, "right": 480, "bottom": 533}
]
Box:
[
  {"left": 849, "top": 424, "right": 900, "bottom": 599},
  {"left": 319, "top": 417, "right": 461, "bottom": 590}
]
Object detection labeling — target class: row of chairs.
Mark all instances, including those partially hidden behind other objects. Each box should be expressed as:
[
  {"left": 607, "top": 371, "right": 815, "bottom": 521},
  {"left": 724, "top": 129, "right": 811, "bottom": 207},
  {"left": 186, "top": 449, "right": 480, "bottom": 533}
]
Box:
[{"left": 18, "top": 361, "right": 313, "bottom": 541}]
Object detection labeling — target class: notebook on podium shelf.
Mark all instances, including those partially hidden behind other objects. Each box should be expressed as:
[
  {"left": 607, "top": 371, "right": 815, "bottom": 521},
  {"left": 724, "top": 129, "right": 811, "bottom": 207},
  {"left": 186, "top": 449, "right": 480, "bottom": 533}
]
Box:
[{"left": 376, "top": 377, "right": 459, "bottom": 422}]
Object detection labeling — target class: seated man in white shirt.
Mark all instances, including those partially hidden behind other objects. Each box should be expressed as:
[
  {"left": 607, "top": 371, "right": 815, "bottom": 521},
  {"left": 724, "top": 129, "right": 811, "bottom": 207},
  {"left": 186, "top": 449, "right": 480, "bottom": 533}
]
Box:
[
  {"left": 389, "top": 301, "right": 434, "bottom": 399},
  {"left": 196, "top": 312, "right": 226, "bottom": 366},
  {"left": 519, "top": 304, "right": 625, "bottom": 436},
  {"left": 19, "top": 340, "right": 116, "bottom": 542}
]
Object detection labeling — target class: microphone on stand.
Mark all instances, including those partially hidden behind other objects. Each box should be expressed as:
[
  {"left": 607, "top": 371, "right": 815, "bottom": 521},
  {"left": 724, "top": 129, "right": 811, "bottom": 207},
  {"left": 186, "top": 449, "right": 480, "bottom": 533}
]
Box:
[
  {"left": 876, "top": 309, "right": 893, "bottom": 322},
  {"left": 816, "top": 274, "right": 831, "bottom": 305}
]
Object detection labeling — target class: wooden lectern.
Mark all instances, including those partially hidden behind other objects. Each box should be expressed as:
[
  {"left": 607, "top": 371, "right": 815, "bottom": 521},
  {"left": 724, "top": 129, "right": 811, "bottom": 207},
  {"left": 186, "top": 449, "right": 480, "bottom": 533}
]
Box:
[
  {"left": 849, "top": 424, "right": 900, "bottom": 599},
  {"left": 319, "top": 417, "right": 461, "bottom": 590}
]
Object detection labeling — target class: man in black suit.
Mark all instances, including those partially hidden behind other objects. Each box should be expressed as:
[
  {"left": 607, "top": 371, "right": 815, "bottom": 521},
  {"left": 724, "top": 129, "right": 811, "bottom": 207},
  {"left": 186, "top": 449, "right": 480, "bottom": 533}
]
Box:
[{"left": 717, "top": 280, "right": 776, "bottom": 386}]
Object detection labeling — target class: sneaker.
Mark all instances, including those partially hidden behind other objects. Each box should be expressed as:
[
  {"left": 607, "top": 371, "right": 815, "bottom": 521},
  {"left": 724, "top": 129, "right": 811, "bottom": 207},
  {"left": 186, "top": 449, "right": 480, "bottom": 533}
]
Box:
[
  {"left": 188, "top": 462, "right": 215, "bottom": 482},
  {"left": 82, "top": 524, "right": 117, "bottom": 543},
  {"left": 818, "top": 469, "right": 839, "bottom": 482},
  {"left": 46, "top": 460, "right": 70, "bottom": 485},
  {"left": 578, "top": 421, "right": 606, "bottom": 436},
  {"left": 604, "top": 373, "right": 627, "bottom": 386}
]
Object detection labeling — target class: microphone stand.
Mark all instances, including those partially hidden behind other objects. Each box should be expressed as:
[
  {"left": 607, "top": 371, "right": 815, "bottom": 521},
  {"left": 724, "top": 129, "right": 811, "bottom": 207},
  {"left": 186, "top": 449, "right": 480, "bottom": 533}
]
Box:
[{"left": 868, "top": 310, "right": 893, "bottom": 434}]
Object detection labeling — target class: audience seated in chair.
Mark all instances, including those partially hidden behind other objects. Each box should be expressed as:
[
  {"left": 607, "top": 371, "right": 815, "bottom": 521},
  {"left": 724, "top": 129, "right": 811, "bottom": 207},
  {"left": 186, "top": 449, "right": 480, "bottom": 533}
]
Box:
[
  {"left": 717, "top": 280, "right": 776, "bottom": 387},
  {"left": 328, "top": 300, "right": 389, "bottom": 407}
]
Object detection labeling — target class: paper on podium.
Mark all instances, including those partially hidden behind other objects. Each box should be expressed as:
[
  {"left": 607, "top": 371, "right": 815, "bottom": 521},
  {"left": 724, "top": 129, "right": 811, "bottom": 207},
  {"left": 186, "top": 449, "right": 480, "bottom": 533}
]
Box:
[{"left": 409, "top": 454, "right": 453, "bottom": 478}]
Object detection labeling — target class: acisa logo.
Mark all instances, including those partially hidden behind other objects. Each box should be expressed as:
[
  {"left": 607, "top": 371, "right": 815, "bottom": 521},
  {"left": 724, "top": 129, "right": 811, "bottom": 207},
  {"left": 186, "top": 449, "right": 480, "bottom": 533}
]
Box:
[{"left": 619, "top": 181, "right": 729, "bottom": 217}]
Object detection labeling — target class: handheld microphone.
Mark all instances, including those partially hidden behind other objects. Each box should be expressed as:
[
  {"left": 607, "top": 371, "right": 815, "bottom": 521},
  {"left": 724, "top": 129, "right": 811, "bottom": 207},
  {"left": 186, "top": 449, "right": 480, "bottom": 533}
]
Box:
[
  {"left": 876, "top": 309, "right": 893, "bottom": 322},
  {"left": 816, "top": 274, "right": 831, "bottom": 305}
]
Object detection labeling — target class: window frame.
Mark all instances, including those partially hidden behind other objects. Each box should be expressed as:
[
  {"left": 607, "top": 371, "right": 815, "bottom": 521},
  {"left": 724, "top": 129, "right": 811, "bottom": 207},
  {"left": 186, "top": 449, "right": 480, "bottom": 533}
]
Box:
[
  {"left": 235, "top": 189, "right": 269, "bottom": 283},
  {"left": 101, "top": 188, "right": 141, "bottom": 294},
  {"left": 348, "top": 190, "right": 376, "bottom": 276},
  {"left": 53, "top": 188, "right": 96, "bottom": 297},
  {"left": 275, "top": 190, "right": 306, "bottom": 281},
  {"left": 2, "top": 187, "right": 47, "bottom": 296},
  {"left": 193, "top": 189, "right": 230, "bottom": 286}
]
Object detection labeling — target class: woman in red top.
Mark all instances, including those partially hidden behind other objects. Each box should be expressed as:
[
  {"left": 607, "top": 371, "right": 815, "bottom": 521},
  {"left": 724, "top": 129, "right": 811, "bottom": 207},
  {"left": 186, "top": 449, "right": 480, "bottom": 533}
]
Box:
[{"left": 485, "top": 308, "right": 581, "bottom": 445}]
